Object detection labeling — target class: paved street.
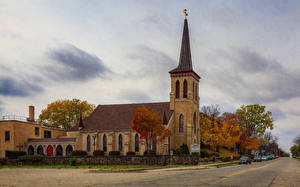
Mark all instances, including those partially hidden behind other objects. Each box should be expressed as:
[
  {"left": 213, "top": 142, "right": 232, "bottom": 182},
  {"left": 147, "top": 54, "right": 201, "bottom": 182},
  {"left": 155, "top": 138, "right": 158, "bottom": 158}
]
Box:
[{"left": 0, "top": 157, "right": 299, "bottom": 187}]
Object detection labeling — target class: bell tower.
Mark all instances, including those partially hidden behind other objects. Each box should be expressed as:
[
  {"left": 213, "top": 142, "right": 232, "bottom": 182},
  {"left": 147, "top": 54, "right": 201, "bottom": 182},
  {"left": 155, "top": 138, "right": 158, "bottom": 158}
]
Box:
[{"left": 169, "top": 9, "right": 201, "bottom": 152}]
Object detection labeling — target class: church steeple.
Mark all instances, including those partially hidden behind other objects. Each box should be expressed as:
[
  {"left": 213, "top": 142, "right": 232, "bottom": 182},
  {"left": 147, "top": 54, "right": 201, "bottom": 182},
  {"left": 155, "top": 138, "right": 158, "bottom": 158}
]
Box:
[{"left": 170, "top": 18, "right": 193, "bottom": 73}]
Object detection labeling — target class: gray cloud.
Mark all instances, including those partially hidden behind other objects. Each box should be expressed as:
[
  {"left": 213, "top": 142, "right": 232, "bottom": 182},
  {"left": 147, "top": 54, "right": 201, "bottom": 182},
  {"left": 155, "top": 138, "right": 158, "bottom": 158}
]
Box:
[
  {"left": 118, "top": 89, "right": 151, "bottom": 103},
  {"left": 205, "top": 47, "right": 300, "bottom": 103},
  {"left": 46, "top": 44, "right": 111, "bottom": 81},
  {"left": 127, "top": 45, "right": 177, "bottom": 77},
  {"left": 0, "top": 76, "right": 43, "bottom": 97}
]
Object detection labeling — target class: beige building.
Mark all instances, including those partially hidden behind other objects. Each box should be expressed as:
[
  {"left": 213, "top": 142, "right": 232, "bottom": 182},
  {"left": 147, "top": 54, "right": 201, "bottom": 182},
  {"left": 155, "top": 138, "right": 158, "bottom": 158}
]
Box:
[
  {"left": 0, "top": 106, "right": 66, "bottom": 158},
  {"left": 1, "top": 17, "right": 201, "bottom": 157}
]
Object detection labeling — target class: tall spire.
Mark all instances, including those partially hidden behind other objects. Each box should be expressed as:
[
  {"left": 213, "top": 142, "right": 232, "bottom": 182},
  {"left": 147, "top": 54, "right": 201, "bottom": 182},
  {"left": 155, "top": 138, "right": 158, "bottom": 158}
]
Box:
[{"left": 170, "top": 10, "right": 193, "bottom": 73}]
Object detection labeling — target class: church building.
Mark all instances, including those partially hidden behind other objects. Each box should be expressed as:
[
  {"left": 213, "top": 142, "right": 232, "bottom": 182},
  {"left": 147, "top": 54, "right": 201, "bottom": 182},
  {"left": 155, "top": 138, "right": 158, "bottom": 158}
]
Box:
[
  {"left": 1, "top": 13, "right": 201, "bottom": 157},
  {"left": 61, "top": 14, "right": 201, "bottom": 155}
]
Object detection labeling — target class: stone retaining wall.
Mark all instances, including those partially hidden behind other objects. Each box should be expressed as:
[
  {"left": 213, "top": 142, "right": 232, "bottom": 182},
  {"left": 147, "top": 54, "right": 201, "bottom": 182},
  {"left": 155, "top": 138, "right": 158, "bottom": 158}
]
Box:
[{"left": 0, "top": 155, "right": 200, "bottom": 165}]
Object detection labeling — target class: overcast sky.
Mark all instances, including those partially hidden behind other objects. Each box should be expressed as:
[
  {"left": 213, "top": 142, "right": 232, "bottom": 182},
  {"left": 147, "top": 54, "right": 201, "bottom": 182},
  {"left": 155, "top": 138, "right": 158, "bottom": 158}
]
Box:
[{"left": 0, "top": 0, "right": 299, "bottom": 152}]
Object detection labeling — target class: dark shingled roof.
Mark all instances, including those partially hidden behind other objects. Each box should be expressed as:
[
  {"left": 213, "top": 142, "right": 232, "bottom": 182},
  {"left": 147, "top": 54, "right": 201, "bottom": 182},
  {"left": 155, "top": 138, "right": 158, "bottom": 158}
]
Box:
[
  {"left": 71, "top": 102, "right": 173, "bottom": 131},
  {"left": 170, "top": 19, "right": 193, "bottom": 73}
]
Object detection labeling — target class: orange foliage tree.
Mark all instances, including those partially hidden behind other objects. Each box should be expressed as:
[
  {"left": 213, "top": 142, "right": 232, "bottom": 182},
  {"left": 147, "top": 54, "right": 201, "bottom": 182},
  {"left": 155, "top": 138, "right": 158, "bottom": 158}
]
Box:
[
  {"left": 200, "top": 113, "right": 242, "bottom": 151},
  {"left": 219, "top": 115, "right": 242, "bottom": 147},
  {"left": 131, "top": 106, "right": 171, "bottom": 154}
]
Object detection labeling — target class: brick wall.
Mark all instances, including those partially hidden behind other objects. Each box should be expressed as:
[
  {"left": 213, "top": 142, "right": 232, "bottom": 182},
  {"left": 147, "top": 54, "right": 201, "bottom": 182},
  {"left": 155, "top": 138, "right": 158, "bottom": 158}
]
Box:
[{"left": 1, "top": 155, "right": 200, "bottom": 165}]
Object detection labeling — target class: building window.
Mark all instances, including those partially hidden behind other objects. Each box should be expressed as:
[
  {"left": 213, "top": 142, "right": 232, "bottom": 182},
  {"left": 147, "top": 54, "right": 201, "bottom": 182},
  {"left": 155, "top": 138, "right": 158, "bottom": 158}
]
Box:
[
  {"left": 28, "top": 145, "right": 34, "bottom": 155},
  {"left": 183, "top": 80, "right": 188, "bottom": 98},
  {"left": 87, "top": 135, "right": 91, "bottom": 152},
  {"left": 66, "top": 145, "right": 73, "bottom": 157},
  {"left": 135, "top": 134, "right": 139, "bottom": 152},
  {"left": 152, "top": 139, "right": 157, "bottom": 153},
  {"left": 195, "top": 84, "right": 198, "bottom": 101},
  {"left": 5, "top": 131, "right": 10, "bottom": 141},
  {"left": 44, "top": 130, "right": 51, "bottom": 138},
  {"left": 56, "top": 145, "right": 63, "bottom": 156},
  {"left": 179, "top": 114, "right": 184, "bottom": 133},
  {"left": 193, "top": 112, "right": 196, "bottom": 134},
  {"left": 103, "top": 134, "right": 107, "bottom": 152},
  {"left": 175, "top": 80, "right": 180, "bottom": 98},
  {"left": 37, "top": 145, "right": 44, "bottom": 155},
  {"left": 119, "top": 134, "right": 123, "bottom": 152},
  {"left": 193, "top": 82, "right": 195, "bottom": 100},
  {"left": 35, "top": 127, "right": 39, "bottom": 136}
]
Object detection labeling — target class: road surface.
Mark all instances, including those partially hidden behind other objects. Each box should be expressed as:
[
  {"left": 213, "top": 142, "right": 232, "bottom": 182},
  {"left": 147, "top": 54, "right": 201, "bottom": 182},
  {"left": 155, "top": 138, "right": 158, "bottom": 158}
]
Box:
[{"left": 0, "top": 157, "right": 299, "bottom": 186}]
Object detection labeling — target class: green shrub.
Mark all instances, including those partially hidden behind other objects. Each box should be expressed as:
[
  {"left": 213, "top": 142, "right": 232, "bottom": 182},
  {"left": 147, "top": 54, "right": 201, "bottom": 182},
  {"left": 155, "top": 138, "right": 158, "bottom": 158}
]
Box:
[
  {"left": 109, "top": 151, "right": 120, "bottom": 156},
  {"left": 210, "top": 153, "right": 220, "bottom": 157},
  {"left": 93, "top": 150, "right": 104, "bottom": 156},
  {"left": 174, "top": 144, "right": 190, "bottom": 155},
  {"left": 18, "top": 154, "right": 44, "bottom": 161},
  {"left": 161, "top": 160, "right": 167, "bottom": 166},
  {"left": 5, "top": 151, "right": 26, "bottom": 159},
  {"left": 69, "top": 158, "right": 77, "bottom": 166},
  {"left": 192, "top": 152, "right": 199, "bottom": 155},
  {"left": 71, "top": 150, "right": 87, "bottom": 156},
  {"left": 144, "top": 150, "right": 156, "bottom": 155},
  {"left": 126, "top": 152, "right": 135, "bottom": 156},
  {"left": 200, "top": 150, "right": 209, "bottom": 158}
]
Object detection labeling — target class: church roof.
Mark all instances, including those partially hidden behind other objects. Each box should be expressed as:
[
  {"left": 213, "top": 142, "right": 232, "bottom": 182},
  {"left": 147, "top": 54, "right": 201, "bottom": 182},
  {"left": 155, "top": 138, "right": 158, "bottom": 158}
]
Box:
[
  {"left": 70, "top": 102, "right": 173, "bottom": 131},
  {"left": 169, "top": 18, "right": 200, "bottom": 79}
]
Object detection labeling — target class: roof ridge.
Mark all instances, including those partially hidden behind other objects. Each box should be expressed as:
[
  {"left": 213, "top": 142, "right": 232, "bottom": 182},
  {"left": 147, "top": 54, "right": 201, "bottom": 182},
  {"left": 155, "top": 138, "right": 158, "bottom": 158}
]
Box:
[{"left": 97, "top": 101, "right": 170, "bottom": 107}]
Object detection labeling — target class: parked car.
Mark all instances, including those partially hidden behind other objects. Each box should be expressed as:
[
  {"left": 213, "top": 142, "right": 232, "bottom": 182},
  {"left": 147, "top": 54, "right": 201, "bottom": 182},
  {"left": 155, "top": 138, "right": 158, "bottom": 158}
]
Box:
[
  {"left": 275, "top": 155, "right": 279, "bottom": 159},
  {"left": 261, "top": 155, "right": 268, "bottom": 161},
  {"left": 253, "top": 155, "right": 262, "bottom": 162},
  {"left": 239, "top": 156, "right": 252, "bottom": 164},
  {"left": 269, "top": 154, "right": 275, "bottom": 160}
]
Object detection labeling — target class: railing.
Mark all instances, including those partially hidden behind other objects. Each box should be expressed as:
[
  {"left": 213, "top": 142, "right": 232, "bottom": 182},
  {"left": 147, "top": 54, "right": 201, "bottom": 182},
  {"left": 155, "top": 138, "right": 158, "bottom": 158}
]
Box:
[{"left": 0, "top": 115, "right": 36, "bottom": 123}]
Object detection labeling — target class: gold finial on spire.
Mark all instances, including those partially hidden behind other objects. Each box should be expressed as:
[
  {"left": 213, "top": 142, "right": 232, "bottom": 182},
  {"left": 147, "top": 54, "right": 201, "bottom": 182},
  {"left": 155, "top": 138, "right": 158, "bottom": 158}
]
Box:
[{"left": 183, "top": 9, "right": 188, "bottom": 19}]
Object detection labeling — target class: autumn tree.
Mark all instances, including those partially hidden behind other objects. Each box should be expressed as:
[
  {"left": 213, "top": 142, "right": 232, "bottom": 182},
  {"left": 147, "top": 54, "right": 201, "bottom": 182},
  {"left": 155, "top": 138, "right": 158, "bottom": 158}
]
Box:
[
  {"left": 219, "top": 114, "right": 242, "bottom": 147},
  {"left": 131, "top": 106, "right": 171, "bottom": 154},
  {"left": 39, "top": 98, "right": 95, "bottom": 130},
  {"left": 200, "top": 113, "right": 242, "bottom": 151},
  {"left": 236, "top": 104, "right": 274, "bottom": 137},
  {"left": 199, "top": 113, "right": 221, "bottom": 150}
]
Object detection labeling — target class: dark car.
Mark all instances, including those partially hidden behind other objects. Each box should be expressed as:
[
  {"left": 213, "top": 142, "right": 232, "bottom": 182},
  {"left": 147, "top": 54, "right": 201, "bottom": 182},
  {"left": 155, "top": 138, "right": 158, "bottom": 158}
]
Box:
[{"left": 239, "top": 156, "right": 251, "bottom": 164}]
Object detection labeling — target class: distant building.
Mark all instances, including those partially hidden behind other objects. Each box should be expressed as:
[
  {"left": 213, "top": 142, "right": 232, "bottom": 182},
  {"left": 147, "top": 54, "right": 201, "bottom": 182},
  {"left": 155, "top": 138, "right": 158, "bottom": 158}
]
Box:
[
  {"left": 0, "top": 106, "right": 66, "bottom": 157},
  {"left": 1, "top": 16, "right": 201, "bottom": 157}
]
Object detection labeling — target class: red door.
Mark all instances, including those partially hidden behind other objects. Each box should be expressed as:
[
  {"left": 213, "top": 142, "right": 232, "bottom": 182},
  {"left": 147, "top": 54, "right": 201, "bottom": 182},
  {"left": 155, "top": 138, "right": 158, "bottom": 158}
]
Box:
[{"left": 47, "top": 145, "right": 53, "bottom": 156}]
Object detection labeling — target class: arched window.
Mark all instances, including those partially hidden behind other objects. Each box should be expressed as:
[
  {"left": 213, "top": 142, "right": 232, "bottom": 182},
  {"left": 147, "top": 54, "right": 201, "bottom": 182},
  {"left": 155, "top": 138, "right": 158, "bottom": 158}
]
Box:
[
  {"left": 87, "top": 135, "right": 91, "bottom": 152},
  {"left": 152, "top": 139, "right": 157, "bottom": 153},
  {"left": 119, "top": 134, "right": 123, "bottom": 152},
  {"left": 37, "top": 145, "right": 44, "bottom": 155},
  {"left": 195, "top": 84, "right": 198, "bottom": 101},
  {"left": 193, "top": 82, "right": 195, "bottom": 100},
  {"left": 28, "top": 145, "right": 34, "bottom": 155},
  {"left": 56, "top": 145, "right": 63, "bottom": 156},
  {"left": 193, "top": 112, "right": 197, "bottom": 134},
  {"left": 175, "top": 80, "right": 180, "bottom": 98},
  {"left": 183, "top": 80, "right": 188, "bottom": 98},
  {"left": 179, "top": 114, "right": 184, "bottom": 133},
  {"left": 103, "top": 134, "right": 107, "bottom": 152},
  {"left": 135, "top": 134, "right": 139, "bottom": 152},
  {"left": 66, "top": 145, "right": 73, "bottom": 157}
]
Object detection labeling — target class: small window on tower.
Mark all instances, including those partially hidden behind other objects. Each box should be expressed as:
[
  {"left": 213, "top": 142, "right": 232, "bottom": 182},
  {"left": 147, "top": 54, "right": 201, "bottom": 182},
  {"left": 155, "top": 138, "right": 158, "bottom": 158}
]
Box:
[
  {"left": 183, "top": 80, "right": 188, "bottom": 98},
  {"left": 176, "top": 80, "right": 180, "bottom": 98}
]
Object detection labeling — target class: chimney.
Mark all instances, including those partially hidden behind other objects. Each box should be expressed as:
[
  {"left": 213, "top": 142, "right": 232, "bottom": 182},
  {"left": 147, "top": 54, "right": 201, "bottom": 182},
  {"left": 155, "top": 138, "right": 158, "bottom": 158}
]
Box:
[{"left": 29, "top": 106, "right": 35, "bottom": 122}]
